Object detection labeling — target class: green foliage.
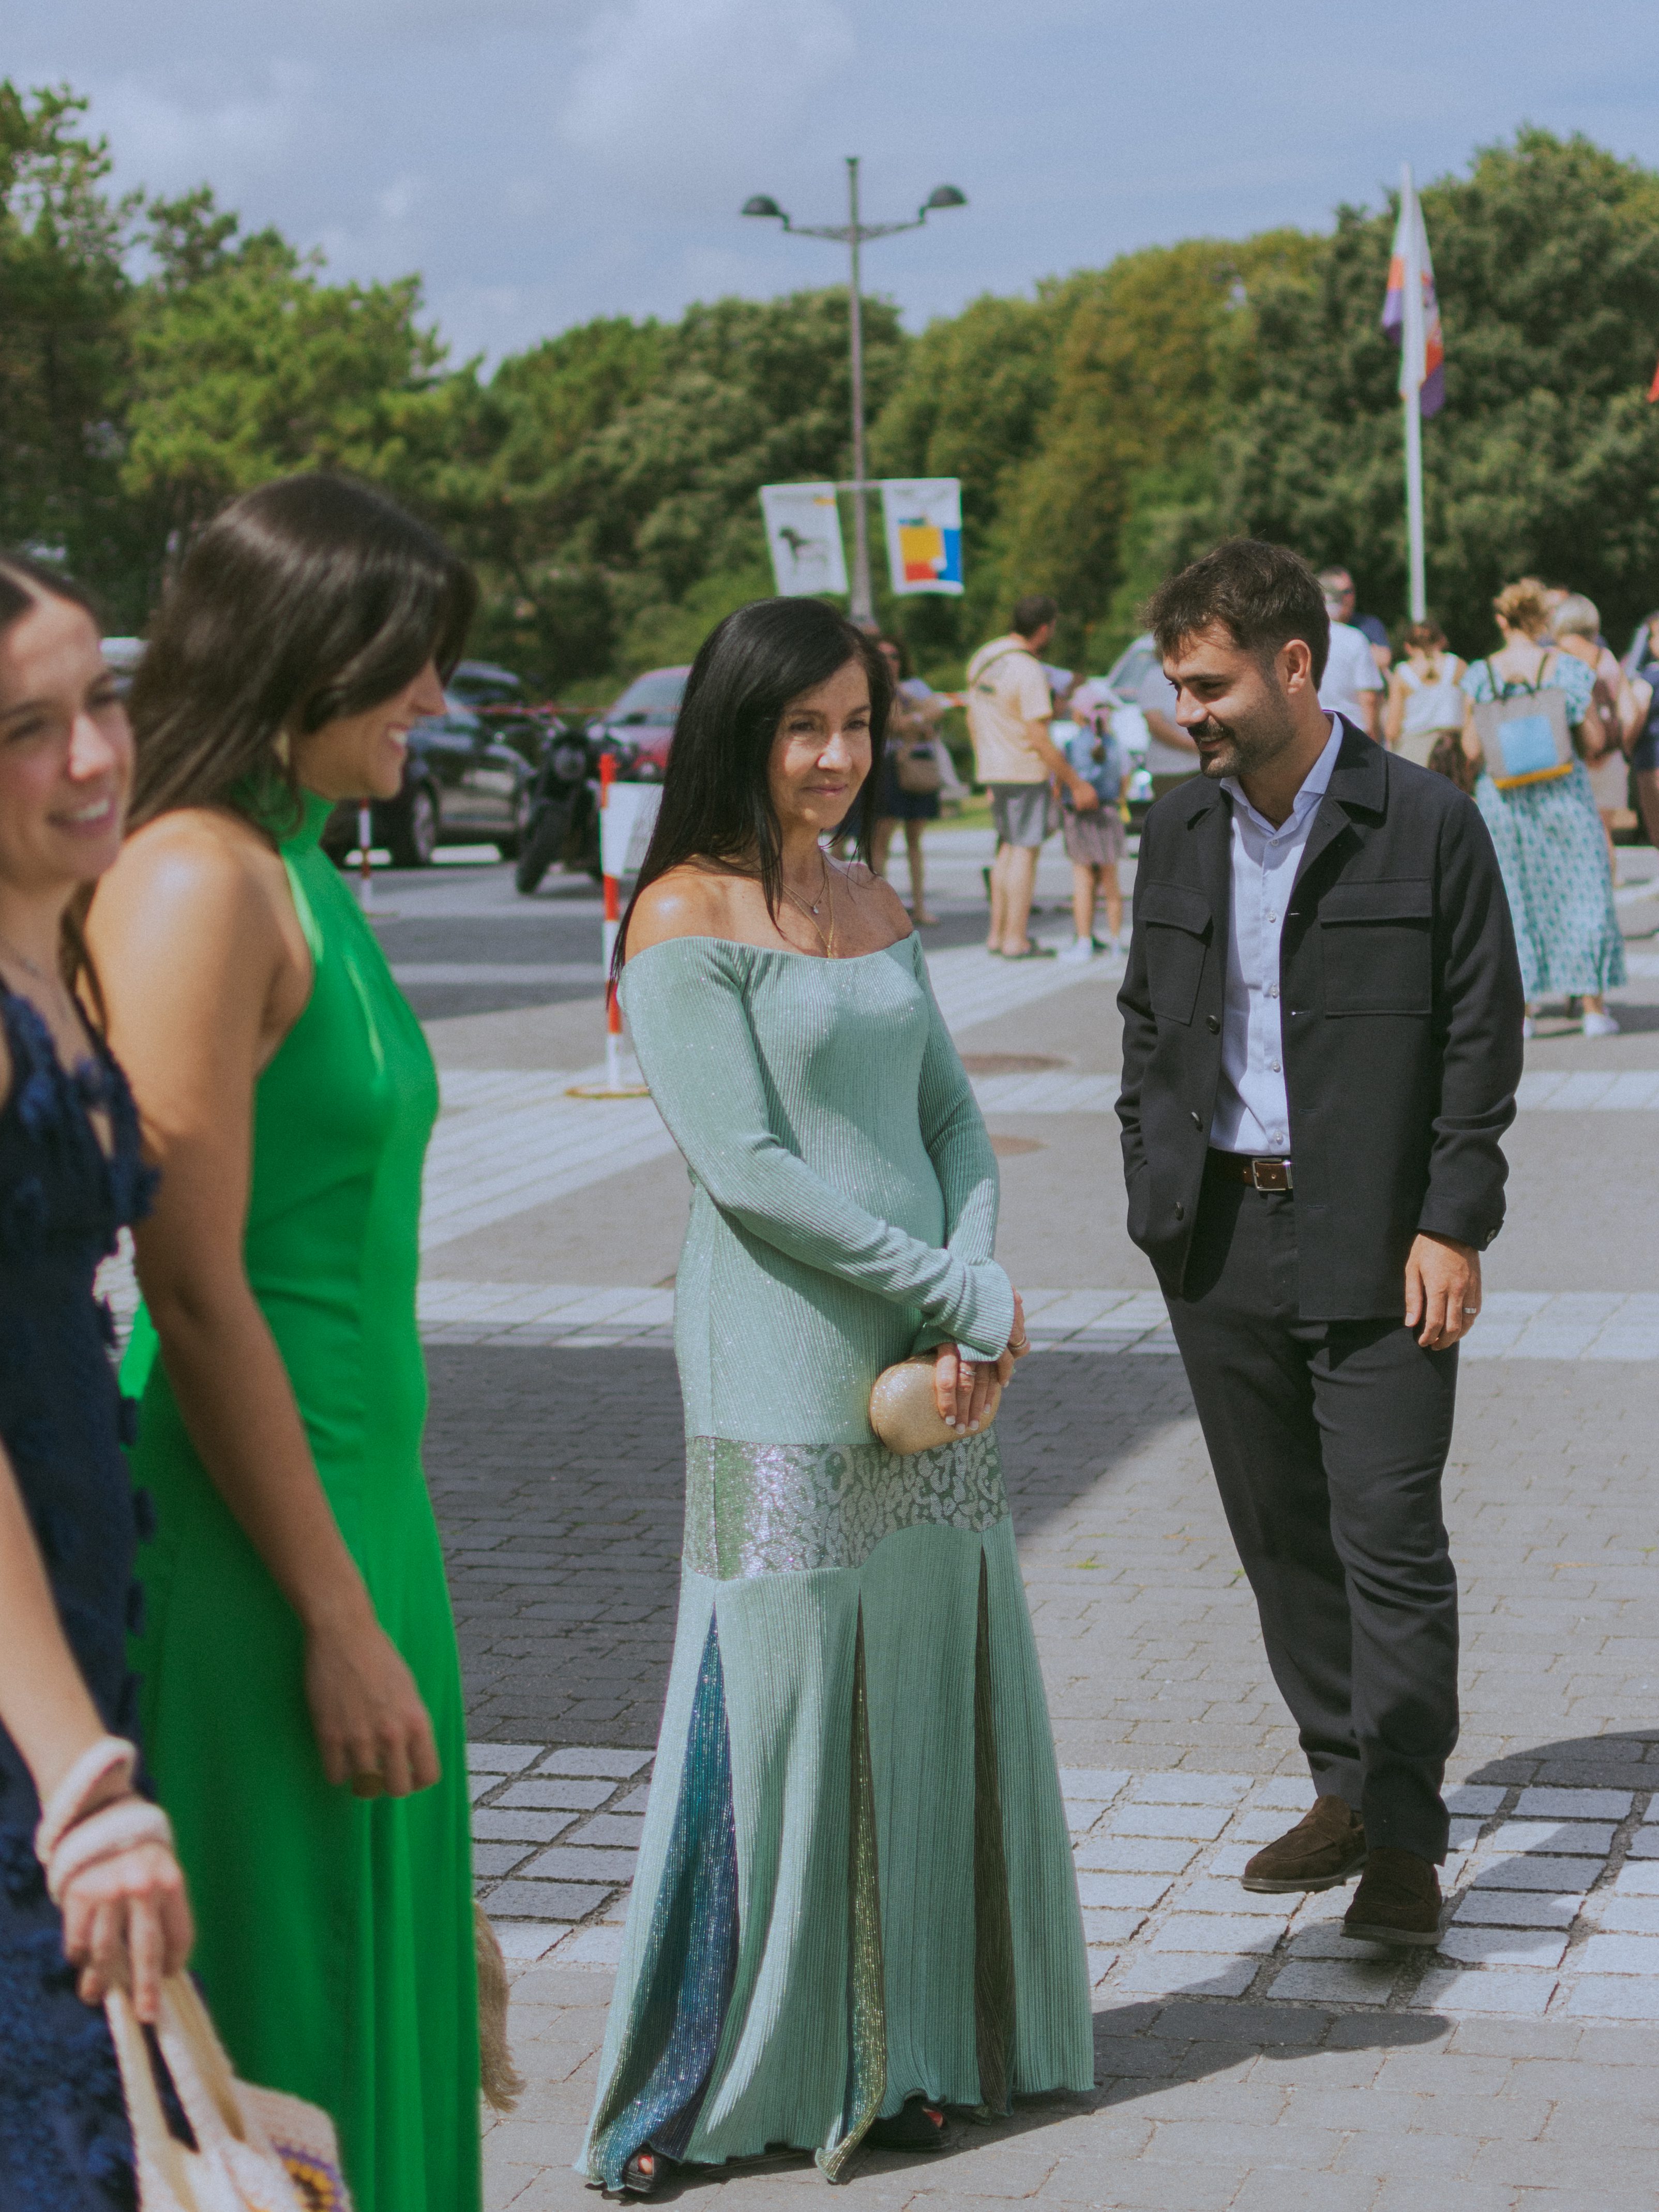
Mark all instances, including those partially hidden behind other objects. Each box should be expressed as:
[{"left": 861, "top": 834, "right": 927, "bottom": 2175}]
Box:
[
  {"left": 996, "top": 233, "right": 1316, "bottom": 669},
  {"left": 0, "top": 84, "right": 138, "bottom": 614},
  {"left": 10, "top": 84, "right": 1659, "bottom": 689},
  {"left": 123, "top": 195, "right": 454, "bottom": 549},
  {"left": 1220, "top": 130, "right": 1659, "bottom": 652}
]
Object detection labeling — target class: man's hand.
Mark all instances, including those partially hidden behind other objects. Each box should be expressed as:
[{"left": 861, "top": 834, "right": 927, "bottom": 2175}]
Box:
[{"left": 1404, "top": 1233, "right": 1481, "bottom": 1350}]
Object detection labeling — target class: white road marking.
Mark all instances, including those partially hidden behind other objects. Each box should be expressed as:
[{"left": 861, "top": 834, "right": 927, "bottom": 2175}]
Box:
[{"left": 415, "top": 1280, "right": 1659, "bottom": 1360}]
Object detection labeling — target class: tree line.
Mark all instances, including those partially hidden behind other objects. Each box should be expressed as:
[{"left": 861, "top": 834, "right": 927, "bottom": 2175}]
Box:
[{"left": 8, "top": 84, "right": 1659, "bottom": 695}]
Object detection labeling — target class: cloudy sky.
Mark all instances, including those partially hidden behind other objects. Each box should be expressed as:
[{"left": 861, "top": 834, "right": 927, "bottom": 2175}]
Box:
[{"left": 14, "top": 0, "right": 1659, "bottom": 368}]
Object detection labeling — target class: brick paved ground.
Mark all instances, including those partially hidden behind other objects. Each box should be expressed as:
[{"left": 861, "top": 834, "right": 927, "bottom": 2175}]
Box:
[{"left": 399, "top": 843, "right": 1659, "bottom": 2208}]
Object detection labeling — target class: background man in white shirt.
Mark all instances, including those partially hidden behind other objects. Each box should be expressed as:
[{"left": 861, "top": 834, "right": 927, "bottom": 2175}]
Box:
[
  {"left": 965, "top": 594, "right": 1099, "bottom": 958},
  {"left": 1117, "top": 538, "right": 1523, "bottom": 1950},
  {"left": 1316, "top": 584, "right": 1384, "bottom": 738}
]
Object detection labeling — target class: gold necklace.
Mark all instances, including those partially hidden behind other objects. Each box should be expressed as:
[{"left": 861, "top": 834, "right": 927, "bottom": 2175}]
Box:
[{"left": 782, "top": 857, "right": 837, "bottom": 957}]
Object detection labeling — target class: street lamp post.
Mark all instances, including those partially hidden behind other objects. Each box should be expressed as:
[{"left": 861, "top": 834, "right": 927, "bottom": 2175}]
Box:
[{"left": 743, "top": 159, "right": 966, "bottom": 623}]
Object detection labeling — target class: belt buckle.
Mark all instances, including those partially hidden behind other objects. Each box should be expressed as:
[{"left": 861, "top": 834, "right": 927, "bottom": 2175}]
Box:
[{"left": 1250, "top": 1157, "right": 1292, "bottom": 1193}]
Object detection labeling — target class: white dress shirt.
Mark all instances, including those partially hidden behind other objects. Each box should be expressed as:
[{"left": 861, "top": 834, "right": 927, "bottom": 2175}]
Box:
[
  {"left": 1318, "top": 622, "right": 1383, "bottom": 728},
  {"left": 1209, "top": 720, "right": 1345, "bottom": 1155}
]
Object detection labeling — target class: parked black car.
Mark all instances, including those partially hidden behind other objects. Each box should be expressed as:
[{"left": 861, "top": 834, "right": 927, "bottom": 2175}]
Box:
[
  {"left": 447, "top": 660, "right": 548, "bottom": 766},
  {"left": 323, "top": 697, "right": 535, "bottom": 867}
]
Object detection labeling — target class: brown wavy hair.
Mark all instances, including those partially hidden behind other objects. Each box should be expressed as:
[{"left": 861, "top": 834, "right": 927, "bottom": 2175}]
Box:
[{"left": 129, "top": 473, "right": 476, "bottom": 838}]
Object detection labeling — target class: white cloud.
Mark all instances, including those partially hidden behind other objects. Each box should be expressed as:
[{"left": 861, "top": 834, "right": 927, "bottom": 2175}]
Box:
[
  {"left": 376, "top": 173, "right": 424, "bottom": 225},
  {"left": 94, "top": 62, "right": 314, "bottom": 189},
  {"left": 559, "top": 0, "right": 854, "bottom": 172}
]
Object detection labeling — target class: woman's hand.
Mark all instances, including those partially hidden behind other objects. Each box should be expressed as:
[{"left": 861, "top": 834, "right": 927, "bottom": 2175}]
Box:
[
  {"left": 932, "top": 1293, "right": 1029, "bottom": 1432},
  {"left": 1007, "top": 1290, "right": 1030, "bottom": 1364},
  {"left": 59, "top": 1815, "right": 193, "bottom": 2022},
  {"left": 932, "top": 1343, "right": 1000, "bottom": 1432},
  {"left": 304, "top": 1612, "right": 441, "bottom": 1799}
]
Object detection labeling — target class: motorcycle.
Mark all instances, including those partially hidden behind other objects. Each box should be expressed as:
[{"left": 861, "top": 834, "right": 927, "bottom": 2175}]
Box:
[{"left": 514, "top": 719, "right": 602, "bottom": 894}]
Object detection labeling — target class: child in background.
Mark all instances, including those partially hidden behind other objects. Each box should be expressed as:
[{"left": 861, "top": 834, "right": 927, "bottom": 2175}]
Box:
[{"left": 1057, "top": 691, "right": 1128, "bottom": 962}]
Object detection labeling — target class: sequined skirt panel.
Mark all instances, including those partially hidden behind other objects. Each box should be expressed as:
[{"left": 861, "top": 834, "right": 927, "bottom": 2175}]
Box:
[
  {"left": 684, "top": 1430, "right": 1006, "bottom": 1578},
  {"left": 579, "top": 1519, "right": 1092, "bottom": 2179}
]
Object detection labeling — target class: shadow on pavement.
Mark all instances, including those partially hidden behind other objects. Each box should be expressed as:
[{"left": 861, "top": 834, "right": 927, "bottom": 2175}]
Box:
[
  {"left": 627, "top": 2000, "right": 1447, "bottom": 2197},
  {"left": 426, "top": 1345, "right": 1197, "bottom": 1746},
  {"left": 1468, "top": 1727, "right": 1659, "bottom": 1791}
]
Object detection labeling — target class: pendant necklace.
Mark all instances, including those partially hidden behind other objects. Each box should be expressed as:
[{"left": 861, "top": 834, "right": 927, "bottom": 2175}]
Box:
[{"left": 782, "top": 857, "right": 837, "bottom": 957}]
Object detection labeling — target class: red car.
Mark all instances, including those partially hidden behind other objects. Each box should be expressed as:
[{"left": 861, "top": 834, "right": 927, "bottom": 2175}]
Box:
[{"left": 586, "top": 666, "right": 689, "bottom": 780}]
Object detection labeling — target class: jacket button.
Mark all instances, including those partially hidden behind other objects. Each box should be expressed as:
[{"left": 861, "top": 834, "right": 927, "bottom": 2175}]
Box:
[
  {"left": 1189, "top": 1110, "right": 1202, "bottom": 1128},
  {"left": 1174, "top": 1200, "right": 1185, "bottom": 1220},
  {"left": 1206, "top": 1015, "right": 1220, "bottom": 1034}
]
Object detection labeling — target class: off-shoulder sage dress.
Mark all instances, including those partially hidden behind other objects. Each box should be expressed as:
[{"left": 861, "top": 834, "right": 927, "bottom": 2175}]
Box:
[{"left": 581, "top": 932, "right": 1091, "bottom": 2189}]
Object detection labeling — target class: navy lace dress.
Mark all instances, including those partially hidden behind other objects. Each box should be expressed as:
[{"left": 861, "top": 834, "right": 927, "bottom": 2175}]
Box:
[{"left": 0, "top": 985, "right": 156, "bottom": 2211}]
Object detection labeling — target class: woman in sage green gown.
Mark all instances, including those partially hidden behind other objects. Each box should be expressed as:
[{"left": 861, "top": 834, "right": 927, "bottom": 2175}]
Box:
[
  {"left": 89, "top": 478, "right": 481, "bottom": 2212},
  {"left": 582, "top": 600, "right": 1091, "bottom": 2193}
]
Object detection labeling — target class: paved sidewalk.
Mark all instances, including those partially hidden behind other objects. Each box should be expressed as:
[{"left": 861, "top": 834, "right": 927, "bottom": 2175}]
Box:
[
  {"left": 426, "top": 1340, "right": 1659, "bottom": 2208},
  {"left": 392, "top": 842, "right": 1659, "bottom": 2208}
]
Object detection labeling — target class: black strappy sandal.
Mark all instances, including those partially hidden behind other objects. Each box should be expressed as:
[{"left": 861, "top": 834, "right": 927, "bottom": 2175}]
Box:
[
  {"left": 866, "top": 2098, "right": 951, "bottom": 2152},
  {"left": 619, "top": 2147, "right": 669, "bottom": 2196}
]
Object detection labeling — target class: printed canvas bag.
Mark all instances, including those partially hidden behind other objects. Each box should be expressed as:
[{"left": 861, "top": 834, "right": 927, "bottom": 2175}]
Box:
[
  {"left": 106, "top": 1976, "right": 352, "bottom": 2211},
  {"left": 1470, "top": 655, "right": 1574, "bottom": 790}
]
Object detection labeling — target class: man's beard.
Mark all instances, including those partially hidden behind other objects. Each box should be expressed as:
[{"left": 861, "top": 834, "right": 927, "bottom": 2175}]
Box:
[{"left": 1193, "top": 702, "right": 1296, "bottom": 781}]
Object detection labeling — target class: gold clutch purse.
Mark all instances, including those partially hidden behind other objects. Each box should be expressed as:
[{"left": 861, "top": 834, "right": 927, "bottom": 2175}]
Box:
[{"left": 868, "top": 1353, "right": 1000, "bottom": 1454}]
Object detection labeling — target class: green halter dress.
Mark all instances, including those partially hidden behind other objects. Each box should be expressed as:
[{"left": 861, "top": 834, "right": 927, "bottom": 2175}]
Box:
[{"left": 121, "top": 789, "right": 479, "bottom": 2212}]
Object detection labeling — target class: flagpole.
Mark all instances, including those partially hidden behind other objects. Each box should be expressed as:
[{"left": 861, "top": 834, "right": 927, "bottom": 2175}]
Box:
[{"left": 1400, "top": 162, "right": 1427, "bottom": 623}]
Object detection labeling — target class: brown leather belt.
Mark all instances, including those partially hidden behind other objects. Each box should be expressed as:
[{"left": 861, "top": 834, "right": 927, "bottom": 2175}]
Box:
[{"left": 1206, "top": 1148, "right": 1294, "bottom": 1193}]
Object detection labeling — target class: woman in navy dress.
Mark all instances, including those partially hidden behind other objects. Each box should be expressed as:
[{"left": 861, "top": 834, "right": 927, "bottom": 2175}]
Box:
[{"left": 0, "top": 557, "right": 191, "bottom": 2208}]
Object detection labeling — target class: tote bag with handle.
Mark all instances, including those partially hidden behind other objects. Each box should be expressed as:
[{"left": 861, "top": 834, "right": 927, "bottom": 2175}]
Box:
[
  {"left": 1470, "top": 656, "right": 1575, "bottom": 790},
  {"left": 106, "top": 1975, "right": 352, "bottom": 2212}
]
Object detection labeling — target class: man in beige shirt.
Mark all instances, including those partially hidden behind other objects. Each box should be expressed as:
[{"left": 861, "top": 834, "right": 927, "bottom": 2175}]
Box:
[{"left": 966, "top": 594, "right": 1097, "bottom": 957}]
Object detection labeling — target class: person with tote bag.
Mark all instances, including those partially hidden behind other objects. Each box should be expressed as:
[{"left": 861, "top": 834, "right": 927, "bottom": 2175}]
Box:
[
  {"left": 1458, "top": 578, "right": 1625, "bottom": 1037},
  {"left": 0, "top": 554, "right": 197, "bottom": 2208}
]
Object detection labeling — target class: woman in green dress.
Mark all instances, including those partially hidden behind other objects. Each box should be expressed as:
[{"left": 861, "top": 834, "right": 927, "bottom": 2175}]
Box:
[
  {"left": 582, "top": 600, "right": 1092, "bottom": 2195},
  {"left": 86, "top": 476, "right": 481, "bottom": 2212}
]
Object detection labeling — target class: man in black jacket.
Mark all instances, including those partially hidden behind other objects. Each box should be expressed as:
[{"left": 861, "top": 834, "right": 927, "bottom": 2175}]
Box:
[{"left": 1117, "top": 540, "right": 1524, "bottom": 1945}]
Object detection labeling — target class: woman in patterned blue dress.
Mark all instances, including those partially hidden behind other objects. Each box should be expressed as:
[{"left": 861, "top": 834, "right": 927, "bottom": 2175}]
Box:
[
  {"left": 0, "top": 558, "right": 192, "bottom": 2208},
  {"left": 1460, "top": 577, "right": 1625, "bottom": 1037}
]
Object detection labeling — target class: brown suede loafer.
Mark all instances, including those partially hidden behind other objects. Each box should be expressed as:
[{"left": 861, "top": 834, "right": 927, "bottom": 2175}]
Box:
[
  {"left": 1343, "top": 1846, "right": 1442, "bottom": 1946},
  {"left": 1241, "top": 1795, "right": 1368, "bottom": 1893}
]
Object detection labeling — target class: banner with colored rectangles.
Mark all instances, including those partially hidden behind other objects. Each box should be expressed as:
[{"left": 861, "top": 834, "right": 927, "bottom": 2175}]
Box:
[
  {"left": 880, "top": 478, "right": 963, "bottom": 596},
  {"left": 759, "top": 483, "right": 850, "bottom": 597}
]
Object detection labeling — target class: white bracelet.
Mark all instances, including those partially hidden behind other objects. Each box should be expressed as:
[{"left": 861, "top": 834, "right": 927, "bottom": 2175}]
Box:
[
  {"left": 46, "top": 1797, "right": 174, "bottom": 1907},
  {"left": 34, "top": 1736, "right": 137, "bottom": 1866}
]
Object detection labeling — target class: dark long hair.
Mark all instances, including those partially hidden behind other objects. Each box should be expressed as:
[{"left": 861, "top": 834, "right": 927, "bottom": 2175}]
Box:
[
  {"left": 616, "top": 599, "right": 892, "bottom": 968},
  {"left": 0, "top": 553, "right": 111, "bottom": 1017},
  {"left": 129, "top": 473, "right": 476, "bottom": 834}
]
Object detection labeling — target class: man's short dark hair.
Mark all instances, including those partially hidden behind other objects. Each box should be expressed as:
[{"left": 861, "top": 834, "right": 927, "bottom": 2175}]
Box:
[
  {"left": 1011, "top": 593, "right": 1058, "bottom": 638},
  {"left": 1145, "top": 540, "right": 1330, "bottom": 686}
]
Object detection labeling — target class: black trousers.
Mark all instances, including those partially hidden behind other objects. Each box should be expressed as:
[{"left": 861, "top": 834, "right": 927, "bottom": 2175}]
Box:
[{"left": 1164, "top": 1170, "right": 1460, "bottom": 1862}]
